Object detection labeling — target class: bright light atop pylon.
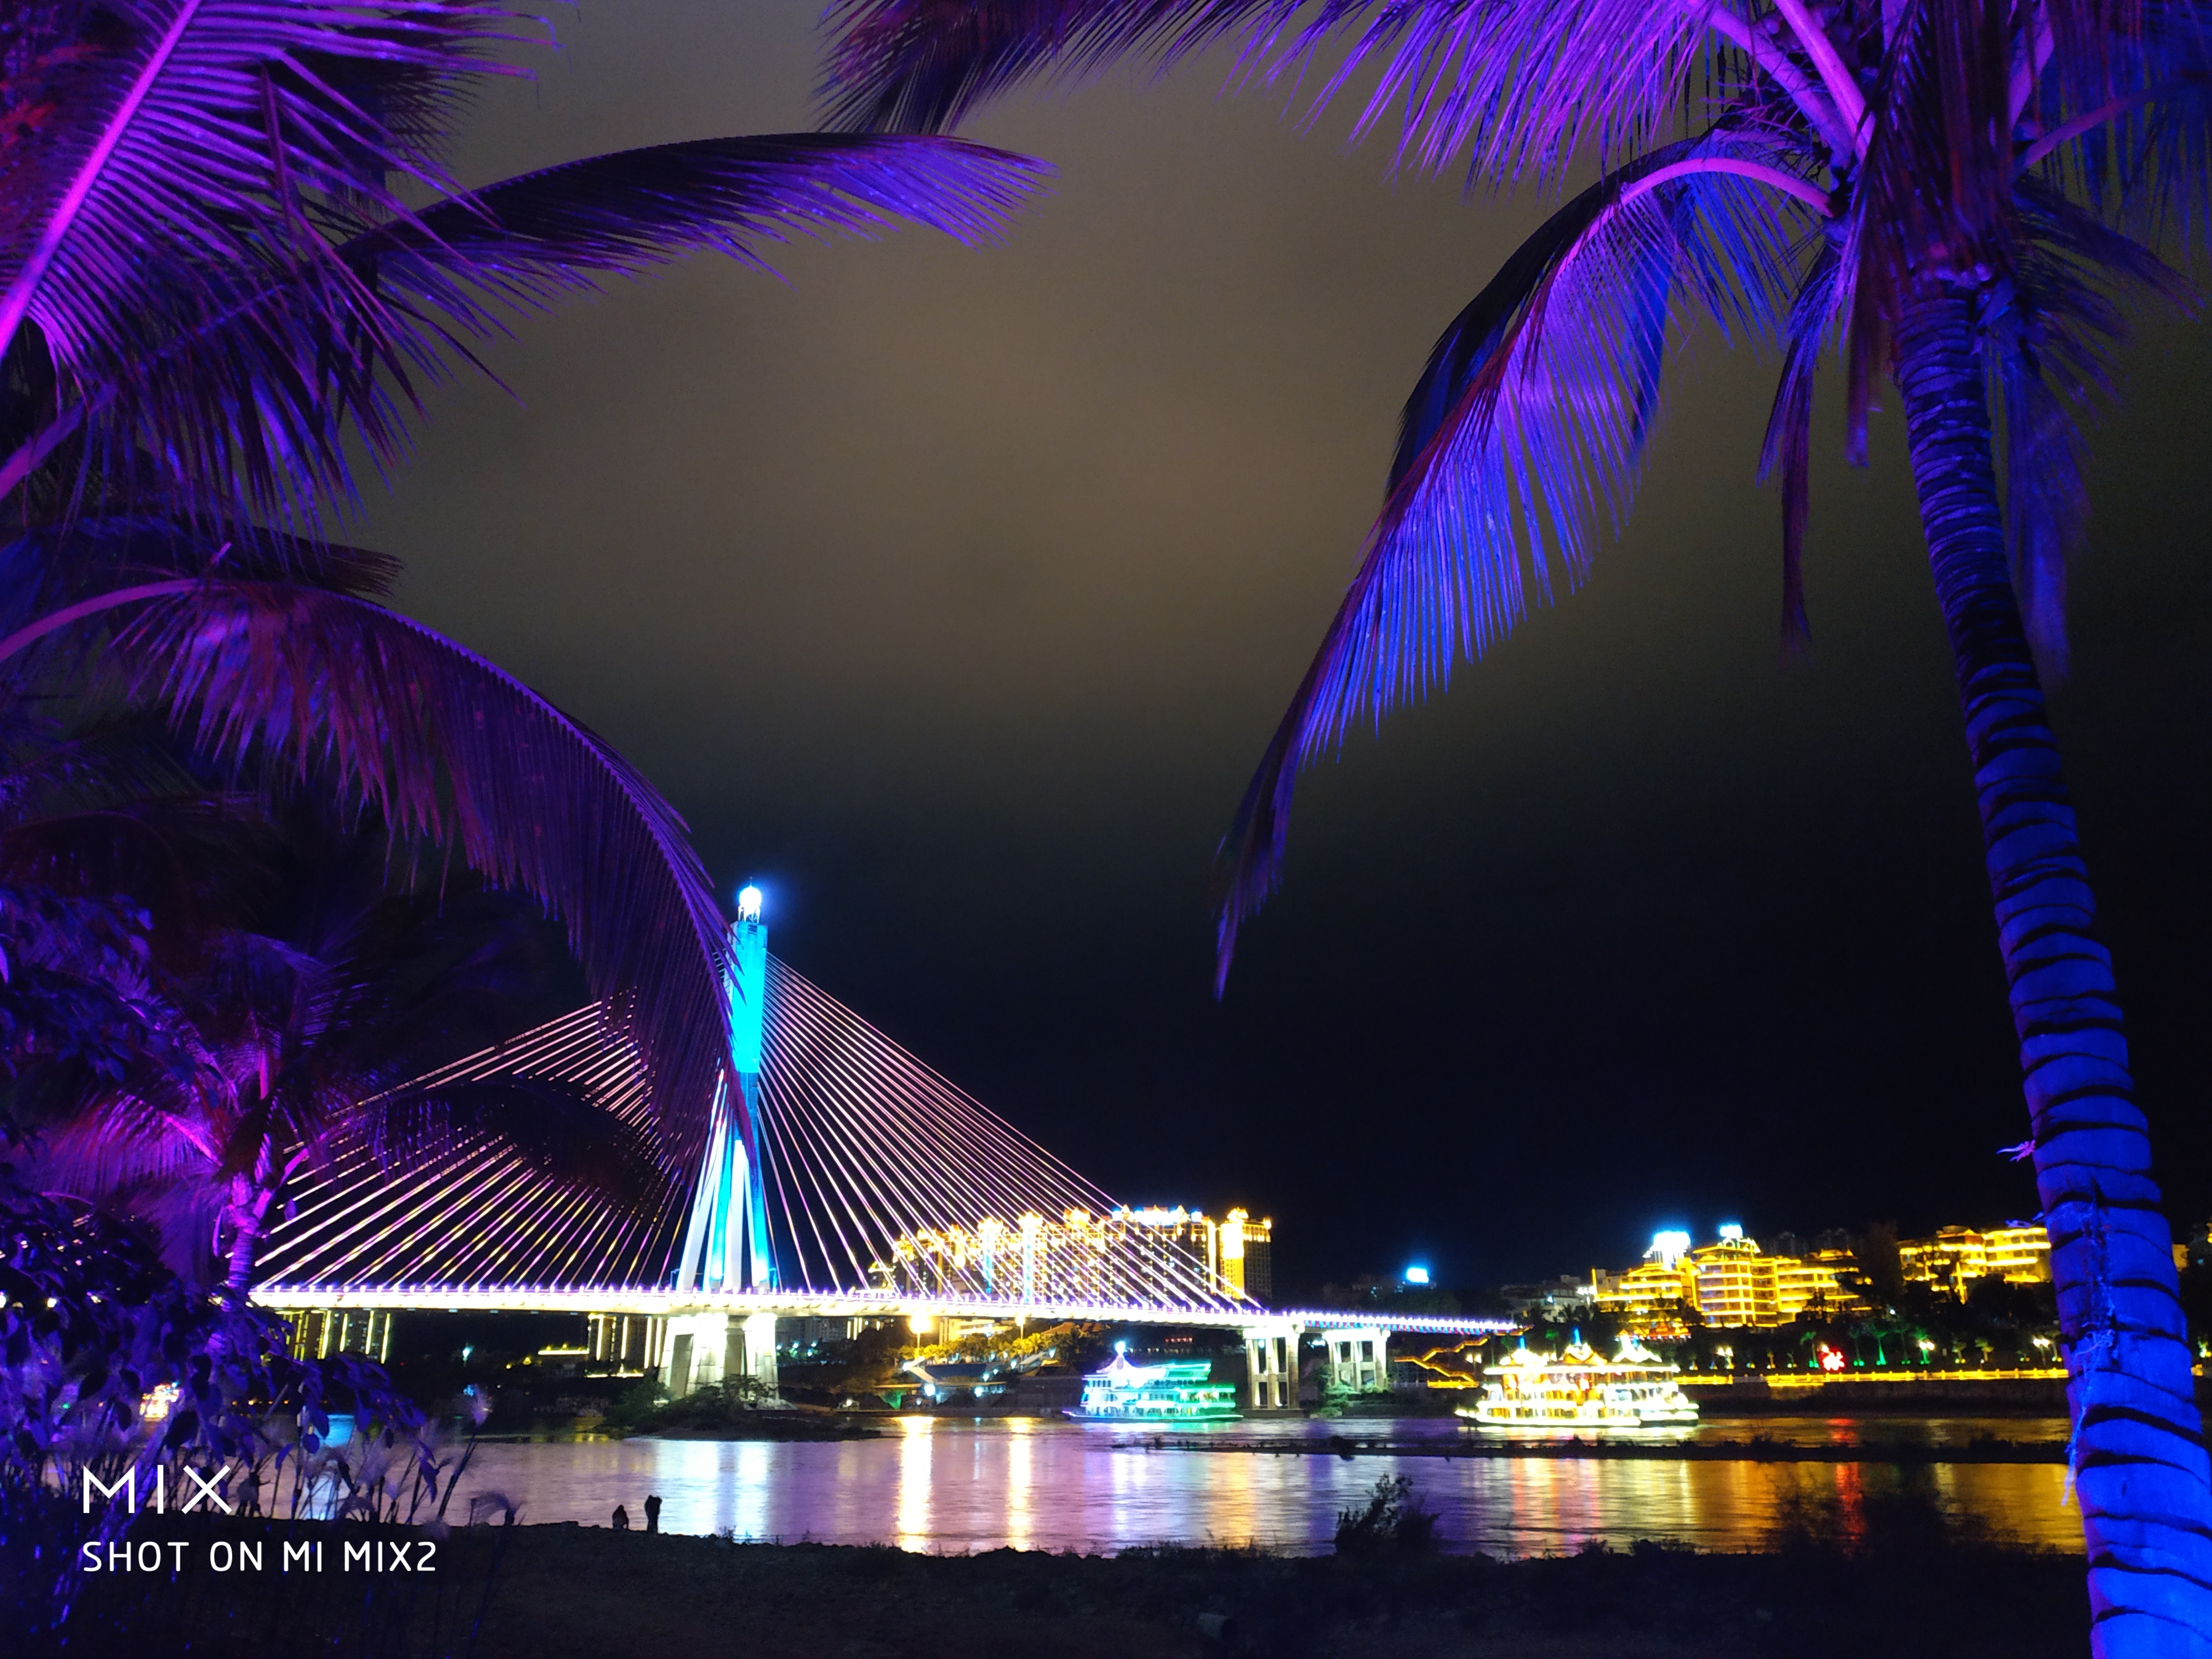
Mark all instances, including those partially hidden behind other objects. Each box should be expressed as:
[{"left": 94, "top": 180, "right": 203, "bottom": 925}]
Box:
[
  {"left": 737, "top": 885, "right": 763, "bottom": 920},
  {"left": 1404, "top": 1265, "right": 1431, "bottom": 1285}
]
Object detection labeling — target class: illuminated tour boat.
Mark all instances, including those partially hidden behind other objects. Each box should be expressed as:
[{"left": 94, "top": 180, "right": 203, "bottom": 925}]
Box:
[
  {"left": 1460, "top": 1335, "right": 1700, "bottom": 1433},
  {"left": 1065, "top": 1347, "right": 1241, "bottom": 1423}
]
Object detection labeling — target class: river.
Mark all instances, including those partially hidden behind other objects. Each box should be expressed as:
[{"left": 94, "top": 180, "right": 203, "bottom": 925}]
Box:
[{"left": 438, "top": 1413, "right": 2081, "bottom": 1557}]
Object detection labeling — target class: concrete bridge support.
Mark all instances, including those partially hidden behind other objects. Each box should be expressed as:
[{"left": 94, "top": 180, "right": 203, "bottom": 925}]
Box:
[
  {"left": 1318, "top": 1325, "right": 1390, "bottom": 1395},
  {"left": 1241, "top": 1324, "right": 1301, "bottom": 1412},
  {"left": 663, "top": 1311, "right": 782, "bottom": 1400},
  {"left": 739, "top": 1310, "right": 780, "bottom": 1399}
]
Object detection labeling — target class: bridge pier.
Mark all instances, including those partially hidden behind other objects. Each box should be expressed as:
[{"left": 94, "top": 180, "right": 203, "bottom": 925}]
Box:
[
  {"left": 1316, "top": 1324, "right": 1390, "bottom": 1396},
  {"left": 662, "top": 1310, "right": 782, "bottom": 1401},
  {"left": 739, "top": 1310, "right": 779, "bottom": 1399},
  {"left": 1240, "top": 1323, "right": 1301, "bottom": 1412}
]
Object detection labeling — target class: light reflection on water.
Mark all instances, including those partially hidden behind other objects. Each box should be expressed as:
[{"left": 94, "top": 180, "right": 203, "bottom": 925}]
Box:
[{"left": 448, "top": 1415, "right": 2081, "bottom": 1557}]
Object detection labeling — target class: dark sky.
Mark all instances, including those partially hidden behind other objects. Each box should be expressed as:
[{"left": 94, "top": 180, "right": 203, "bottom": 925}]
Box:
[{"left": 359, "top": 2, "right": 2212, "bottom": 1296}]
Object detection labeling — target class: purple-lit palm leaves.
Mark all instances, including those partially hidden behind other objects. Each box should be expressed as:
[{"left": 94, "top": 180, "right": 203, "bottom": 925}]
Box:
[
  {"left": 827, "top": 0, "right": 2200, "bottom": 965},
  {"left": 0, "top": 2, "right": 1045, "bottom": 1168},
  {"left": 1215, "top": 138, "right": 1819, "bottom": 964},
  {"left": 0, "top": 0, "right": 1045, "bottom": 526},
  {"left": 825, "top": 1, "right": 2212, "bottom": 1647},
  {"left": 0, "top": 519, "right": 737, "bottom": 1169}
]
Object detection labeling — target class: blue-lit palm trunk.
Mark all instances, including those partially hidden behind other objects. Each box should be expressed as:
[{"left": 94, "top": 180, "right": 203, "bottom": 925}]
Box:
[{"left": 1896, "top": 283, "right": 2212, "bottom": 1646}]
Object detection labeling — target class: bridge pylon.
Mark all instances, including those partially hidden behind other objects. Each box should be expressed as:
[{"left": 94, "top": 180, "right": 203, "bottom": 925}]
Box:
[
  {"left": 674, "top": 886, "right": 778, "bottom": 1300},
  {"left": 666, "top": 886, "right": 782, "bottom": 1400}
]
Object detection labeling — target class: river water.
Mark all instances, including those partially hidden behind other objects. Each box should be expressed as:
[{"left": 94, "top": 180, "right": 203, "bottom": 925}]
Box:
[{"left": 442, "top": 1413, "right": 2081, "bottom": 1557}]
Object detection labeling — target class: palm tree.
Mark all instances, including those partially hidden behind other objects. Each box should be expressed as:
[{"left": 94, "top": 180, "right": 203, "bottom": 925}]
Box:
[
  {"left": 0, "top": 517, "right": 752, "bottom": 1169},
  {"left": 0, "top": 1, "right": 1044, "bottom": 1161},
  {"left": 24, "top": 809, "right": 661, "bottom": 1296},
  {"left": 822, "top": 0, "right": 2212, "bottom": 1642}
]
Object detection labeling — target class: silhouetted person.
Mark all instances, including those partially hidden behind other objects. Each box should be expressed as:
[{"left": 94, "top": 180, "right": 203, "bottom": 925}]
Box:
[
  {"left": 612, "top": 1505, "right": 630, "bottom": 1531},
  {"left": 644, "top": 1495, "right": 662, "bottom": 1535}
]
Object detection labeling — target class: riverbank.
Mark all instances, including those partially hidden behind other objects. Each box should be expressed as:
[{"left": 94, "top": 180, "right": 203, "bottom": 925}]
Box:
[
  {"left": 645, "top": 1411, "right": 881, "bottom": 1441},
  {"left": 1677, "top": 1374, "right": 2072, "bottom": 1412},
  {"left": 62, "top": 1520, "right": 2090, "bottom": 1659},
  {"left": 1119, "top": 1431, "right": 2067, "bottom": 1463}
]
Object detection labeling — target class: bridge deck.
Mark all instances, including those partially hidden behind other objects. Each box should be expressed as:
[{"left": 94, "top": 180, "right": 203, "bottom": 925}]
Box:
[{"left": 251, "top": 1285, "right": 1512, "bottom": 1337}]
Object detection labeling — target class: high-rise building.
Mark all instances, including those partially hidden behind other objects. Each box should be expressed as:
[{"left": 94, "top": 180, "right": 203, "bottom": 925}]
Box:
[
  {"left": 1691, "top": 1231, "right": 1777, "bottom": 1326},
  {"left": 867, "top": 1204, "right": 1274, "bottom": 1306},
  {"left": 1109, "top": 1206, "right": 1275, "bottom": 1305},
  {"left": 1590, "top": 1261, "right": 1697, "bottom": 1337},
  {"left": 1775, "top": 1249, "right": 1866, "bottom": 1319},
  {"left": 1898, "top": 1223, "right": 2051, "bottom": 1293},
  {"left": 1592, "top": 1226, "right": 1869, "bottom": 1333},
  {"left": 1218, "top": 1208, "right": 1274, "bottom": 1305}
]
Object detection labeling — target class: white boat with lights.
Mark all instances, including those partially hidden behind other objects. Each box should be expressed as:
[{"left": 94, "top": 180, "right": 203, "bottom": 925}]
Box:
[
  {"left": 1065, "top": 1349, "right": 1240, "bottom": 1423},
  {"left": 1460, "top": 1336, "right": 1699, "bottom": 1433}
]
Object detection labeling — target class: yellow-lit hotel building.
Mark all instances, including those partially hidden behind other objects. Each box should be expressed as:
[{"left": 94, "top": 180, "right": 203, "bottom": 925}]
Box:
[
  {"left": 1592, "top": 1220, "right": 2052, "bottom": 1335},
  {"left": 1896, "top": 1224, "right": 2053, "bottom": 1293},
  {"left": 865, "top": 1204, "right": 1275, "bottom": 1307},
  {"left": 1594, "top": 1227, "right": 1868, "bottom": 1336},
  {"left": 1105, "top": 1205, "right": 1275, "bottom": 1305}
]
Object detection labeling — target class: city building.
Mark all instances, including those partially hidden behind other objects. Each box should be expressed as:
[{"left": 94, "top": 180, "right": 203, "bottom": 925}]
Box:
[
  {"left": 586, "top": 1311, "right": 665, "bottom": 1376},
  {"left": 1591, "top": 1260, "right": 1697, "bottom": 1339},
  {"left": 1775, "top": 1249, "right": 1867, "bottom": 1319},
  {"left": 1500, "top": 1275, "right": 1600, "bottom": 1319},
  {"left": 284, "top": 1307, "right": 394, "bottom": 1363},
  {"left": 1898, "top": 1223, "right": 2052, "bottom": 1294},
  {"left": 867, "top": 1204, "right": 1274, "bottom": 1306},
  {"left": 1691, "top": 1228, "right": 1776, "bottom": 1326},
  {"left": 1219, "top": 1208, "right": 1274, "bottom": 1305},
  {"left": 1590, "top": 1226, "right": 1869, "bottom": 1334},
  {"left": 1108, "top": 1206, "right": 1276, "bottom": 1305}
]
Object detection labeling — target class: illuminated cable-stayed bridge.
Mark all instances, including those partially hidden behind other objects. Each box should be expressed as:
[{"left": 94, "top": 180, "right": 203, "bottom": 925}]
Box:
[{"left": 254, "top": 894, "right": 1506, "bottom": 1405}]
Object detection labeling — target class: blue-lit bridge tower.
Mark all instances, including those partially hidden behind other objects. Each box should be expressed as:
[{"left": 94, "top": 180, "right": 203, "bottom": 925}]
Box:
[{"left": 675, "top": 884, "right": 777, "bottom": 1295}]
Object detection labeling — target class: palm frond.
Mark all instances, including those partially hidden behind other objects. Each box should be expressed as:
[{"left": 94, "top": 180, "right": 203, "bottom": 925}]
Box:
[
  {"left": 1988, "top": 183, "right": 2188, "bottom": 681},
  {"left": 1844, "top": 0, "right": 2034, "bottom": 442},
  {"left": 824, "top": 0, "right": 1724, "bottom": 184},
  {"left": 27, "top": 133, "right": 1048, "bottom": 530},
  {"left": 0, "top": 0, "right": 523, "bottom": 407},
  {"left": 0, "top": 514, "right": 398, "bottom": 640},
  {"left": 28, "top": 526, "right": 736, "bottom": 1159},
  {"left": 19, "top": 1101, "right": 228, "bottom": 1281},
  {"left": 2027, "top": 4, "right": 2212, "bottom": 262},
  {"left": 821, "top": 0, "right": 1285, "bottom": 133},
  {"left": 1272, "top": 0, "right": 1728, "bottom": 183},
  {"left": 1757, "top": 241, "right": 1845, "bottom": 649},
  {"left": 27, "top": 1093, "right": 213, "bottom": 1199},
  {"left": 1212, "top": 139, "right": 1814, "bottom": 986}
]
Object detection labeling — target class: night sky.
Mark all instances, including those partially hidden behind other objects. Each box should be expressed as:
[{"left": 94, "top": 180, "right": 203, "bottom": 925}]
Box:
[{"left": 359, "top": 2, "right": 2212, "bottom": 1297}]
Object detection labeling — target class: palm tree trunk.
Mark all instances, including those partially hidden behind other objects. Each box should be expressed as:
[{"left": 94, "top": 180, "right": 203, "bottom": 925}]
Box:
[
  {"left": 1894, "top": 280, "right": 2212, "bottom": 1650},
  {"left": 220, "top": 1167, "right": 277, "bottom": 1301}
]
